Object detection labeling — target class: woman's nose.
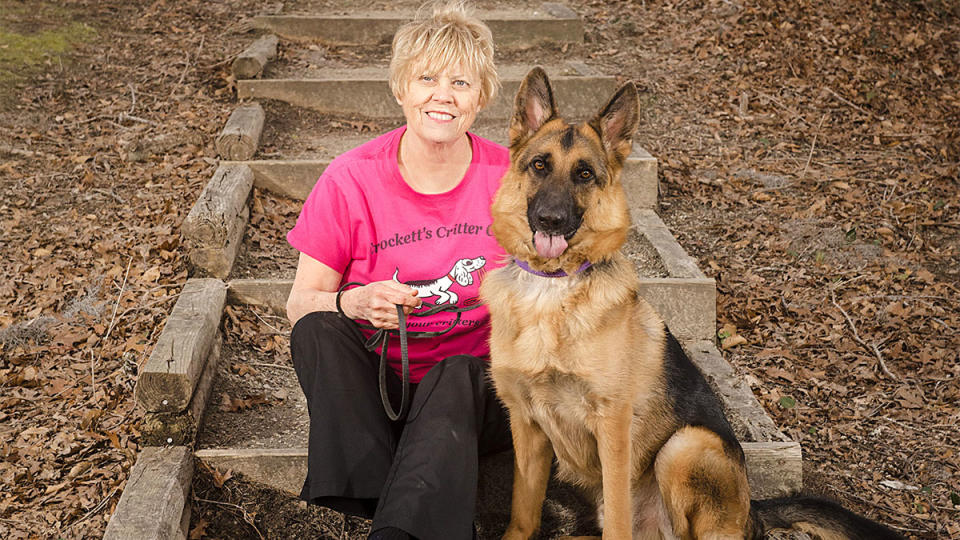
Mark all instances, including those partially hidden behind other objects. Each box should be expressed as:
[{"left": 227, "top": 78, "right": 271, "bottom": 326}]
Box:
[{"left": 431, "top": 81, "right": 454, "bottom": 101}]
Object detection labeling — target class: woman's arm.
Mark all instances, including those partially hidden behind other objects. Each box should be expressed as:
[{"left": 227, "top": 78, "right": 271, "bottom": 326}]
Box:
[{"left": 286, "top": 252, "right": 422, "bottom": 329}]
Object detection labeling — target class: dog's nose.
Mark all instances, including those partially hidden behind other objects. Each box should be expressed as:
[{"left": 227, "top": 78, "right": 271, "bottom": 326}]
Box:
[
  {"left": 534, "top": 210, "right": 565, "bottom": 232},
  {"left": 528, "top": 187, "right": 581, "bottom": 236}
]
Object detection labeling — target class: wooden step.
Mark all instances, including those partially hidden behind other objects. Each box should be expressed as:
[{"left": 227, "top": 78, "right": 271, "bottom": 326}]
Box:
[
  {"left": 196, "top": 440, "right": 799, "bottom": 501},
  {"left": 225, "top": 211, "right": 714, "bottom": 341},
  {"left": 196, "top": 331, "right": 798, "bottom": 501},
  {"left": 104, "top": 446, "right": 193, "bottom": 540},
  {"left": 225, "top": 142, "right": 657, "bottom": 208},
  {"left": 252, "top": 3, "right": 583, "bottom": 48},
  {"left": 238, "top": 63, "right": 617, "bottom": 121}
]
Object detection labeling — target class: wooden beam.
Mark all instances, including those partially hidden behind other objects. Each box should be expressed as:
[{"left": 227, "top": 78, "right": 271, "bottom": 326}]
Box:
[
  {"left": 682, "top": 340, "right": 789, "bottom": 443},
  {"left": 227, "top": 278, "right": 292, "bottom": 315},
  {"left": 183, "top": 164, "right": 254, "bottom": 247},
  {"left": 743, "top": 441, "right": 803, "bottom": 499},
  {"left": 633, "top": 209, "right": 705, "bottom": 279},
  {"left": 237, "top": 66, "right": 617, "bottom": 121},
  {"left": 103, "top": 446, "right": 193, "bottom": 540},
  {"left": 215, "top": 102, "right": 265, "bottom": 161},
  {"left": 182, "top": 164, "right": 253, "bottom": 278},
  {"left": 637, "top": 278, "right": 716, "bottom": 342},
  {"left": 232, "top": 34, "right": 278, "bottom": 79},
  {"left": 141, "top": 335, "right": 222, "bottom": 446},
  {"left": 249, "top": 4, "right": 582, "bottom": 48},
  {"left": 136, "top": 278, "right": 226, "bottom": 413},
  {"left": 195, "top": 442, "right": 801, "bottom": 499},
  {"left": 195, "top": 448, "right": 307, "bottom": 496}
]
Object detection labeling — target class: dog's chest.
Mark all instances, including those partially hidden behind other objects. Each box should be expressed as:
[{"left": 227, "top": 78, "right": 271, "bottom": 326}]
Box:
[
  {"left": 523, "top": 372, "right": 600, "bottom": 430},
  {"left": 504, "top": 367, "right": 606, "bottom": 480},
  {"left": 504, "top": 272, "right": 584, "bottom": 352}
]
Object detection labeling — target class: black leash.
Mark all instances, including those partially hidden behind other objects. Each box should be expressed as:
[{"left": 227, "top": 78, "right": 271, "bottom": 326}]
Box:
[{"left": 336, "top": 281, "right": 483, "bottom": 421}]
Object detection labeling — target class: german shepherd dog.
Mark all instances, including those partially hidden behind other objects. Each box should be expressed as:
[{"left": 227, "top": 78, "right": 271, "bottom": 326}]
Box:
[{"left": 479, "top": 67, "right": 903, "bottom": 540}]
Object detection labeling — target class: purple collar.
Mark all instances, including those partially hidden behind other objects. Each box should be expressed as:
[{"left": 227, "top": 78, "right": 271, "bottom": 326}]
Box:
[{"left": 514, "top": 258, "right": 592, "bottom": 278}]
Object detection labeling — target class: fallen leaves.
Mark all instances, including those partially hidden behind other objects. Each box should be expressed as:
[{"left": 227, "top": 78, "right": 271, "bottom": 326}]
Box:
[{"left": 220, "top": 389, "right": 286, "bottom": 413}]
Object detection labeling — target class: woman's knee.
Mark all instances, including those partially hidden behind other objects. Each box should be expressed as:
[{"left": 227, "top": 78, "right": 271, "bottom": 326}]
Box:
[
  {"left": 291, "top": 311, "right": 352, "bottom": 343},
  {"left": 407, "top": 355, "right": 487, "bottom": 419},
  {"left": 290, "top": 311, "right": 369, "bottom": 381},
  {"left": 437, "top": 354, "right": 484, "bottom": 375}
]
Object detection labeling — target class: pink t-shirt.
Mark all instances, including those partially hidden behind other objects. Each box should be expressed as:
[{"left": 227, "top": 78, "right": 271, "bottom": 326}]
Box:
[{"left": 287, "top": 127, "right": 510, "bottom": 383}]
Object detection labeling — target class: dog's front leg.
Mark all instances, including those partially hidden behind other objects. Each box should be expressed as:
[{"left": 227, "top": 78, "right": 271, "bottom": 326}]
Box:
[
  {"left": 596, "top": 402, "right": 633, "bottom": 539},
  {"left": 503, "top": 416, "right": 553, "bottom": 540}
]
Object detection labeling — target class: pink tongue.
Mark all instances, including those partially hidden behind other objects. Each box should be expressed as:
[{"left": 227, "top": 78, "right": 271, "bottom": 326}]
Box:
[{"left": 534, "top": 231, "right": 568, "bottom": 258}]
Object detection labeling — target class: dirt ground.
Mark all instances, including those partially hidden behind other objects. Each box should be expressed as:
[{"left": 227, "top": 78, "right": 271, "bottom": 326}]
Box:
[{"left": 0, "top": 0, "right": 957, "bottom": 539}]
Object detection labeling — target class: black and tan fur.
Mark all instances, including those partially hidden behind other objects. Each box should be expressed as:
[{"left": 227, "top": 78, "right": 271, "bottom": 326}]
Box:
[{"left": 479, "top": 67, "right": 903, "bottom": 540}]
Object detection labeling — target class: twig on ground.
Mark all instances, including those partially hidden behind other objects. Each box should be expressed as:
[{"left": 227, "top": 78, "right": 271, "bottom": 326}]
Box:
[
  {"left": 755, "top": 91, "right": 812, "bottom": 128},
  {"left": 194, "top": 497, "right": 265, "bottom": 540},
  {"left": 825, "top": 87, "right": 881, "bottom": 120},
  {"left": 249, "top": 362, "right": 294, "bottom": 371},
  {"left": 68, "top": 486, "right": 120, "bottom": 530},
  {"left": 199, "top": 57, "right": 234, "bottom": 71},
  {"left": 170, "top": 35, "right": 206, "bottom": 98},
  {"left": 92, "top": 188, "right": 126, "bottom": 204},
  {"left": 250, "top": 308, "right": 289, "bottom": 335},
  {"left": 117, "top": 112, "right": 159, "bottom": 126},
  {"left": 0, "top": 144, "right": 47, "bottom": 158},
  {"left": 128, "top": 83, "right": 137, "bottom": 114},
  {"left": 94, "top": 256, "right": 133, "bottom": 375},
  {"left": 116, "top": 292, "right": 181, "bottom": 323},
  {"left": 90, "top": 349, "right": 96, "bottom": 397},
  {"left": 800, "top": 114, "right": 827, "bottom": 180},
  {"left": 830, "top": 289, "right": 898, "bottom": 380}
]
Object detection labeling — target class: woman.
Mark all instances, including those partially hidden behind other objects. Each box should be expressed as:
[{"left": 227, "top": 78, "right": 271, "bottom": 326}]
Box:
[{"left": 285, "top": 4, "right": 512, "bottom": 539}]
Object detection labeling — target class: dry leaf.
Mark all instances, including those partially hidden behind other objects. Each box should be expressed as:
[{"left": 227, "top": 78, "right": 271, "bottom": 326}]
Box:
[
  {"left": 721, "top": 335, "right": 747, "bottom": 350},
  {"left": 141, "top": 266, "right": 161, "bottom": 282}
]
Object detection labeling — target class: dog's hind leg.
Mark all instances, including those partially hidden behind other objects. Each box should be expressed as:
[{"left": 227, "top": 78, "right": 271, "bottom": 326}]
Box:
[
  {"left": 653, "top": 426, "right": 751, "bottom": 540},
  {"left": 503, "top": 416, "right": 553, "bottom": 540}
]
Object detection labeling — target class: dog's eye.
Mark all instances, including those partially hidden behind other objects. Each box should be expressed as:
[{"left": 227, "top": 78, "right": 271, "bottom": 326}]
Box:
[
  {"left": 532, "top": 159, "right": 546, "bottom": 171},
  {"left": 575, "top": 168, "right": 595, "bottom": 183}
]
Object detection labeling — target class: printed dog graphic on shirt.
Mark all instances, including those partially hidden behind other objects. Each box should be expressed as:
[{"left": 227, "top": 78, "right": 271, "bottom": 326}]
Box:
[{"left": 392, "top": 256, "right": 486, "bottom": 305}]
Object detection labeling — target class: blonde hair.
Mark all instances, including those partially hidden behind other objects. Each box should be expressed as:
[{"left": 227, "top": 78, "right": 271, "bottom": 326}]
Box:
[{"left": 389, "top": 1, "right": 499, "bottom": 108}]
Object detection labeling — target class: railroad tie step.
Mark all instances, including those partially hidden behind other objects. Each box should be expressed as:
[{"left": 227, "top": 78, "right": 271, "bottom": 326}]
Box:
[
  {"left": 250, "top": 2, "right": 583, "bottom": 48},
  {"left": 195, "top": 440, "right": 799, "bottom": 501},
  {"left": 238, "top": 63, "right": 618, "bottom": 121},
  {"left": 223, "top": 143, "right": 656, "bottom": 208}
]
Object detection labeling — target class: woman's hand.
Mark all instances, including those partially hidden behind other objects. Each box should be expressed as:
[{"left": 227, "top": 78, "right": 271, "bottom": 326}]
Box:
[
  {"left": 286, "top": 253, "right": 422, "bottom": 328},
  {"left": 340, "top": 280, "right": 422, "bottom": 330}
]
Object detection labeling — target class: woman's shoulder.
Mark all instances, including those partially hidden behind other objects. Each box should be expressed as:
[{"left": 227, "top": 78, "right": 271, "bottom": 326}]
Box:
[
  {"left": 468, "top": 132, "right": 510, "bottom": 169},
  {"left": 329, "top": 127, "right": 404, "bottom": 170}
]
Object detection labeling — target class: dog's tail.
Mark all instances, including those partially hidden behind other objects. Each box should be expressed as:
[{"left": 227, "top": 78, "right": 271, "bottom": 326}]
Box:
[{"left": 749, "top": 496, "right": 904, "bottom": 540}]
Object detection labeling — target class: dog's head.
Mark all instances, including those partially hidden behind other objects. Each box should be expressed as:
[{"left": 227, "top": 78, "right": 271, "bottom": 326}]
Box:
[{"left": 490, "top": 67, "right": 640, "bottom": 274}]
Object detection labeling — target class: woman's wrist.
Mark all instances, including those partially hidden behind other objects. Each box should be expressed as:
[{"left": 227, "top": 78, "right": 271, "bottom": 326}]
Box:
[{"left": 337, "top": 286, "right": 360, "bottom": 319}]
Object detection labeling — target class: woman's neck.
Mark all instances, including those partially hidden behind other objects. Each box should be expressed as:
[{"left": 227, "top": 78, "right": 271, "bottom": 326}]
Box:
[{"left": 397, "top": 132, "right": 473, "bottom": 194}]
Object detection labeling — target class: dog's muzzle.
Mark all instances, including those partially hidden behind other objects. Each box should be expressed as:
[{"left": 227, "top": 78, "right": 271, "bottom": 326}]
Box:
[{"left": 527, "top": 188, "right": 583, "bottom": 258}]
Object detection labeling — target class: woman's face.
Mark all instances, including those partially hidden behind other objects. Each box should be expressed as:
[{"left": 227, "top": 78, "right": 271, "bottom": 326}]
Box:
[{"left": 397, "top": 62, "right": 482, "bottom": 148}]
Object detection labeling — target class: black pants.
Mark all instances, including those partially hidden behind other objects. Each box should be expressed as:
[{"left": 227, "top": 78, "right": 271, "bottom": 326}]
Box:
[{"left": 291, "top": 311, "right": 513, "bottom": 540}]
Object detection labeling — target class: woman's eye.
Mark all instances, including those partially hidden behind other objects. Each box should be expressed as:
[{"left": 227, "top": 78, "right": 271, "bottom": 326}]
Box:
[{"left": 454, "top": 80, "right": 469, "bottom": 87}]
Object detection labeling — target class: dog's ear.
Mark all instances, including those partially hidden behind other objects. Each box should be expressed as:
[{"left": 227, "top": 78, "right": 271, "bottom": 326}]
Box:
[
  {"left": 589, "top": 81, "right": 640, "bottom": 165},
  {"left": 454, "top": 262, "right": 473, "bottom": 286},
  {"left": 510, "top": 67, "right": 557, "bottom": 147}
]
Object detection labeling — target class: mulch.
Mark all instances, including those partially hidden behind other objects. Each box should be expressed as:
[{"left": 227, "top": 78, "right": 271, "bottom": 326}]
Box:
[{"left": 0, "top": 0, "right": 956, "bottom": 538}]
